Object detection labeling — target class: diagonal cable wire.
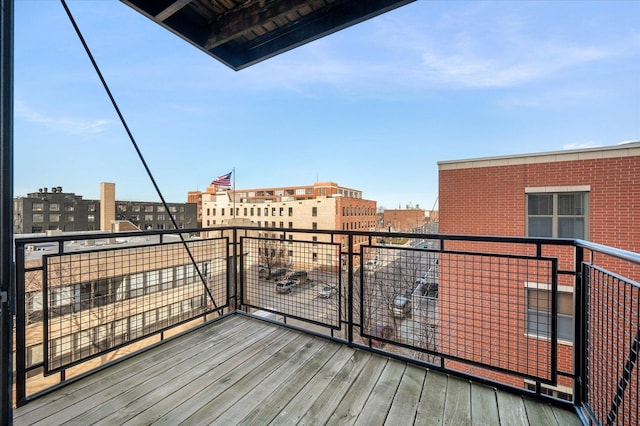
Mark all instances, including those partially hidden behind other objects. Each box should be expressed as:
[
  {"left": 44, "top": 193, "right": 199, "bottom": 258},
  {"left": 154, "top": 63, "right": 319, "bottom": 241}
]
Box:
[{"left": 60, "top": 0, "right": 220, "bottom": 314}]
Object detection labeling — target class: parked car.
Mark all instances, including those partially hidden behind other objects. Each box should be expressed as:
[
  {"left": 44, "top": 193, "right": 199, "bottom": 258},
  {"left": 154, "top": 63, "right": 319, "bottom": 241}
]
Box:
[
  {"left": 287, "top": 270, "right": 308, "bottom": 284},
  {"left": 364, "top": 259, "right": 378, "bottom": 271},
  {"left": 258, "top": 264, "right": 268, "bottom": 277},
  {"left": 415, "top": 271, "right": 429, "bottom": 285},
  {"left": 276, "top": 279, "right": 296, "bottom": 294},
  {"left": 391, "top": 296, "right": 412, "bottom": 318},
  {"left": 268, "top": 268, "right": 289, "bottom": 280},
  {"left": 318, "top": 285, "right": 337, "bottom": 298}
]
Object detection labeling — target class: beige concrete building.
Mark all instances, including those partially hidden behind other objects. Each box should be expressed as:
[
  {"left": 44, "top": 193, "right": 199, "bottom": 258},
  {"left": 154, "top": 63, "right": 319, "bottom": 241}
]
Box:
[{"left": 200, "top": 182, "right": 377, "bottom": 266}]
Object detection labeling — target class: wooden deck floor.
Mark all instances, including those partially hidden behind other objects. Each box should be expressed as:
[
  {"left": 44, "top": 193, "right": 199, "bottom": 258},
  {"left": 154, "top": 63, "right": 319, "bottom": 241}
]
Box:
[{"left": 14, "top": 315, "right": 582, "bottom": 425}]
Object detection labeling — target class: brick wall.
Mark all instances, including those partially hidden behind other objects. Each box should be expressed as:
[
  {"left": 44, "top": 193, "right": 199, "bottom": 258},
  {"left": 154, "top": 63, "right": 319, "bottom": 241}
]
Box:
[{"left": 437, "top": 146, "right": 640, "bottom": 395}]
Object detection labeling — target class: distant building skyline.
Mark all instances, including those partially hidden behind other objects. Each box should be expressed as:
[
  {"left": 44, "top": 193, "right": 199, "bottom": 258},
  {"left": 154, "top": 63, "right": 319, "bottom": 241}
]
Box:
[{"left": 14, "top": 184, "right": 196, "bottom": 234}]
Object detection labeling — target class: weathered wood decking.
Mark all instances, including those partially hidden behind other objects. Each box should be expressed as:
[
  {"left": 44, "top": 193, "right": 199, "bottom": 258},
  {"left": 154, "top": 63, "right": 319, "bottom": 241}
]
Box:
[{"left": 14, "top": 315, "right": 582, "bottom": 425}]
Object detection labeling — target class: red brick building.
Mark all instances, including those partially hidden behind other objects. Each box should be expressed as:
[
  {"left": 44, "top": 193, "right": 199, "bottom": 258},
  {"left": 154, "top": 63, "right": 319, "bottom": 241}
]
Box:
[
  {"left": 437, "top": 143, "right": 640, "bottom": 399},
  {"left": 382, "top": 208, "right": 431, "bottom": 232}
]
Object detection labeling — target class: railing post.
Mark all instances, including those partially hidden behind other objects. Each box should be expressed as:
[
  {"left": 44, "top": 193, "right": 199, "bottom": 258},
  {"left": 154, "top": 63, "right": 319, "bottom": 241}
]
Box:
[
  {"left": 0, "top": 0, "right": 14, "bottom": 422},
  {"left": 232, "top": 228, "right": 239, "bottom": 311},
  {"left": 347, "top": 233, "right": 353, "bottom": 345},
  {"left": 14, "top": 243, "right": 24, "bottom": 408},
  {"left": 573, "top": 244, "right": 587, "bottom": 408}
]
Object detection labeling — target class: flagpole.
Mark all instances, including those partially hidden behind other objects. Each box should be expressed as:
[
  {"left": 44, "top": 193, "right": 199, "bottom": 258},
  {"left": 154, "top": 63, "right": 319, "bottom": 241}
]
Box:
[{"left": 233, "top": 167, "right": 236, "bottom": 220}]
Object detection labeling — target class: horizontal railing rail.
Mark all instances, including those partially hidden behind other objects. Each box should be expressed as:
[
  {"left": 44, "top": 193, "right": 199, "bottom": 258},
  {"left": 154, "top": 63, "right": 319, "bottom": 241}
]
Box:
[{"left": 11, "top": 226, "right": 640, "bottom": 424}]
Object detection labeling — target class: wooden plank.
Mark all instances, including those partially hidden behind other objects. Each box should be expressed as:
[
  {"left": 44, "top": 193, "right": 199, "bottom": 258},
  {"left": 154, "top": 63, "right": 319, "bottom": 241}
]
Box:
[
  {"left": 415, "top": 370, "right": 447, "bottom": 425},
  {"left": 353, "top": 359, "right": 406, "bottom": 425},
  {"left": 496, "top": 391, "right": 529, "bottom": 426},
  {"left": 443, "top": 375, "right": 471, "bottom": 425},
  {"left": 325, "top": 357, "right": 389, "bottom": 425},
  {"left": 234, "top": 344, "right": 356, "bottom": 424},
  {"left": 61, "top": 318, "right": 264, "bottom": 424},
  {"left": 182, "top": 337, "right": 339, "bottom": 424},
  {"left": 90, "top": 322, "right": 282, "bottom": 425},
  {"left": 14, "top": 315, "right": 584, "bottom": 426},
  {"left": 295, "top": 351, "right": 374, "bottom": 425},
  {"left": 147, "top": 328, "right": 309, "bottom": 424},
  {"left": 523, "top": 397, "right": 558, "bottom": 425},
  {"left": 117, "top": 326, "right": 299, "bottom": 425},
  {"left": 14, "top": 316, "right": 258, "bottom": 425},
  {"left": 551, "top": 405, "right": 582, "bottom": 425},
  {"left": 384, "top": 364, "right": 427, "bottom": 425},
  {"left": 470, "top": 383, "right": 499, "bottom": 425}
]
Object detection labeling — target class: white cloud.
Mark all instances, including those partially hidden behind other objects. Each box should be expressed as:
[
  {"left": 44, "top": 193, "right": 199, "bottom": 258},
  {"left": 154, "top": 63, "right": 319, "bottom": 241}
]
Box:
[
  {"left": 15, "top": 100, "right": 112, "bottom": 135},
  {"left": 562, "top": 142, "right": 603, "bottom": 150}
]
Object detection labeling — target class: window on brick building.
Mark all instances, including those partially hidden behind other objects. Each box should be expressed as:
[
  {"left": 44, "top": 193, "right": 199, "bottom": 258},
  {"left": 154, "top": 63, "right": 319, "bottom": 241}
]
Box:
[
  {"left": 526, "top": 192, "right": 587, "bottom": 239},
  {"left": 525, "top": 283, "right": 574, "bottom": 342},
  {"left": 524, "top": 380, "right": 573, "bottom": 401}
]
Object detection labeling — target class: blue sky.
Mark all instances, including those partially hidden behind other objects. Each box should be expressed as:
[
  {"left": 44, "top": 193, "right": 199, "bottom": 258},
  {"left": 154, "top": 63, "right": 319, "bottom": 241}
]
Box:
[{"left": 13, "top": 1, "right": 640, "bottom": 210}]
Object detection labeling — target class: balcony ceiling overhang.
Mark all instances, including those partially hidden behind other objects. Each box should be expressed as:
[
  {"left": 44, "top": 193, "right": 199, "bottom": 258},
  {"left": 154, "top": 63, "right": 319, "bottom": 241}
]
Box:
[{"left": 120, "top": 0, "right": 416, "bottom": 71}]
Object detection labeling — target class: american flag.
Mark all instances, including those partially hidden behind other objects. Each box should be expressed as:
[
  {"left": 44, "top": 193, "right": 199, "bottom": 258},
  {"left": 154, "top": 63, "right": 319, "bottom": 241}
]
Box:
[{"left": 211, "top": 171, "right": 232, "bottom": 187}]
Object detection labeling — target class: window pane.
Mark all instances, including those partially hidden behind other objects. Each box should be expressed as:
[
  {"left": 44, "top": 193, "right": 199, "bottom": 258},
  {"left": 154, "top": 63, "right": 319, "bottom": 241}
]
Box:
[
  {"left": 558, "top": 193, "right": 584, "bottom": 215},
  {"left": 558, "top": 314, "right": 574, "bottom": 340},
  {"left": 558, "top": 292, "right": 574, "bottom": 315},
  {"left": 528, "top": 217, "right": 552, "bottom": 237},
  {"left": 528, "top": 194, "right": 553, "bottom": 215},
  {"left": 527, "top": 289, "right": 551, "bottom": 310},
  {"left": 527, "top": 311, "right": 550, "bottom": 337},
  {"left": 558, "top": 218, "right": 584, "bottom": 239}
]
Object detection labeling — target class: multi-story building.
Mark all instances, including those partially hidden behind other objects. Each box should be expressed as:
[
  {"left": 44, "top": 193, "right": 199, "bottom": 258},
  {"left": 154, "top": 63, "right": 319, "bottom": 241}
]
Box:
[
  {"left": 14, "top": 183, "right": 197, "bottom": 234},
  {"left": 382, "top": 208, "right": 432, "bottom": 232},
  {"left": 200, "top": 181, "right": 377, "bottom": 268},
  {"left": 14, "top": 187, "right": 98, "bottom": 234},
  {"left": 437, "top": 142, "right": 640, "bottom": 400},
  {"left": 114, "top": 200, "right": 196, "bottom": 231},
  {"left": 187, "top": 186, "right": 219, "bottom": 228}
]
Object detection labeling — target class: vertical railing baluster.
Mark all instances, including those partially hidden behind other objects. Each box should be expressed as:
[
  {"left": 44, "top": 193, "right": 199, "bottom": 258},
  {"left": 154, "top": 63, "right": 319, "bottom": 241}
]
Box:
[{"left": 573, "top": 244, "right": 586, "bottom": 408}]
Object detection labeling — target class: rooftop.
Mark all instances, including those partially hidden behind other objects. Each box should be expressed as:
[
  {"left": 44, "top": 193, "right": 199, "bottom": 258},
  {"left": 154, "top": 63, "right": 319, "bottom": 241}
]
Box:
[{"left": 438, "top": 141, "right": 640, "bottom": 170}]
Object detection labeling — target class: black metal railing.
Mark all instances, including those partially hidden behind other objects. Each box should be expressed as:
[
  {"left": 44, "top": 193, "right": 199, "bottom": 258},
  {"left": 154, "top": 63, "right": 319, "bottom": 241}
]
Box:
[
  {"left": 14, "top": 229, "right": 230, "bottom": 406},
  {"left": 576, "top": 241, "right": 640, "bottom": 425},
  {"left": 11, "top": 226, "right": 640, "bottom": 425}
]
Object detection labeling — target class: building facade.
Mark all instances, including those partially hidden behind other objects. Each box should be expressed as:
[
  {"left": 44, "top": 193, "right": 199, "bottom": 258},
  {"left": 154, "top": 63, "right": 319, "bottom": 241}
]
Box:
[
  {"left": 437, "top": 142, "right": 640, "bottom": 400},
  {"left": 200, "top": 181, "right": 377, "bottom": 267},
  {"left": 14, "top": 187, "right": 98, "bottom": 234},
  {"left": 14, "top": 184, "right": 197, "bottom": 234},
  {"left": 382, "top": 208, "right": 432, "bottom": 232}
]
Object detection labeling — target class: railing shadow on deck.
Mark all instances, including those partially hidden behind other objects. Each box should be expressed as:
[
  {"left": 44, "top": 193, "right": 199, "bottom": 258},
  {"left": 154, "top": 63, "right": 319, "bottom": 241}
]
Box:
[{"left": 12, "top": 226, "right": 640, "bottom": 424}]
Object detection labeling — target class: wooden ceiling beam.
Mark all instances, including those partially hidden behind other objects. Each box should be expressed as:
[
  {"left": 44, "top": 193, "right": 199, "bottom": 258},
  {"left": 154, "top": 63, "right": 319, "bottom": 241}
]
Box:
[
  {"left": 204, "top": 0, "right": 320, "bottom": 50},
  {"left": 155, "top": 0, "right": 194, "bottom": 22}
]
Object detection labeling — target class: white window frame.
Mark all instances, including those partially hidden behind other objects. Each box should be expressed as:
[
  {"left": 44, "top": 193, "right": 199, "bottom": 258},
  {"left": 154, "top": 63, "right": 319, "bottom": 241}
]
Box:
[{"left": 525, "top": 186, "right": 589, "bottom": 239}]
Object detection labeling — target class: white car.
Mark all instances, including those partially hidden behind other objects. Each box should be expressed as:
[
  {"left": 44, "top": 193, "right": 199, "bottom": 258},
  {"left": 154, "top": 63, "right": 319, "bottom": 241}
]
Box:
[
  {"left": 415, "top": 271, "right": 429, "bottom": 285},
  {"left": 319, "top": 285, "right": 337, "bottom": 298}
]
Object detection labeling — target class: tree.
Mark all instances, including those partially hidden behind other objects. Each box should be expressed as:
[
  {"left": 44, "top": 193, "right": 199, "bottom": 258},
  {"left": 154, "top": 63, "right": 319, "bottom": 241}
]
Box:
[{"left": 258, "top": 238, "right": 286, "bottom": 278}]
